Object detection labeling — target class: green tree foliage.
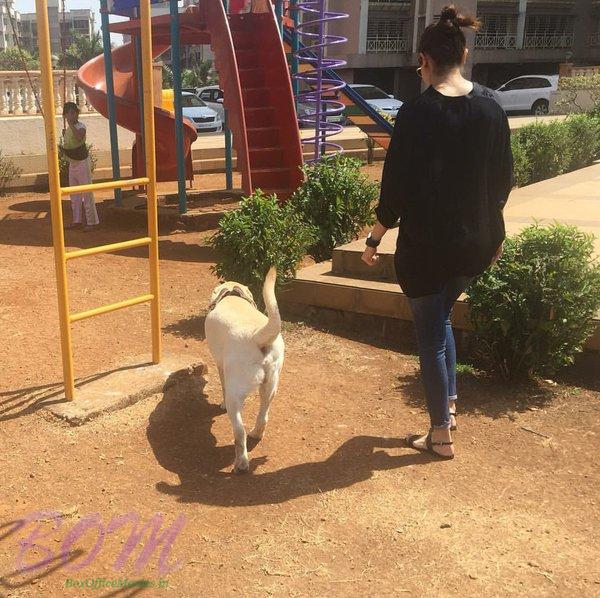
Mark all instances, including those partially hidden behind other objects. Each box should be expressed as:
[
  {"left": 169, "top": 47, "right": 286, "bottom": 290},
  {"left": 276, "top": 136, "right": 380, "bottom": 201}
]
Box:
[
  {"left": 0, "top": 47, "right": 39, "bottom": 70},
  {"left": 59, "top": 32, "right": 103, "bottom": 69}
]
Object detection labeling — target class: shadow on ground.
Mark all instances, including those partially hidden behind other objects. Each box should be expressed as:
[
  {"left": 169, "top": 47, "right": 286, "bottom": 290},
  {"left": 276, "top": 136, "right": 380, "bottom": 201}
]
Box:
[
  {"left": 0, "top": 363, "right": 152, "bottom": 422},
  {"left": 395, "top": 369, "right": 557, "bottom": 420},
  {"left": 0, "top": 202, "right": 217, "bottom": 264},
  {"left": 146, "top": 378, "right": 433, "bottom": 507}
]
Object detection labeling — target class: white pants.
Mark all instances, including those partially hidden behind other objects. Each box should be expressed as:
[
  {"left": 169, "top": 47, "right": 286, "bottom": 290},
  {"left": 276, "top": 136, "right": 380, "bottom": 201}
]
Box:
[{"left": 69, "top": 158, "right": 99, "bottom": 226}]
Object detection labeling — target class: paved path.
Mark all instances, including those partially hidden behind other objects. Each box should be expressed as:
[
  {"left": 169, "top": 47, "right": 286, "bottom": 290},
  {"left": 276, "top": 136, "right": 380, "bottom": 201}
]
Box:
[{"left": 370, "top": 162, "right": 600, "bottom": 259}]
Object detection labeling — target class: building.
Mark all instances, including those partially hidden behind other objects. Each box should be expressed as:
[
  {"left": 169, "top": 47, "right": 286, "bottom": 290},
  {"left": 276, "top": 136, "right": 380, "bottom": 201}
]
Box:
[
  {"left": 20, "top": 0, "right": 94, "bottom": 56},
  {"left": 328, "top": 0, "right": 600, "bottom": 100},
  {"left": 0, "top": 0, "right": 20, "bottom": 51}
]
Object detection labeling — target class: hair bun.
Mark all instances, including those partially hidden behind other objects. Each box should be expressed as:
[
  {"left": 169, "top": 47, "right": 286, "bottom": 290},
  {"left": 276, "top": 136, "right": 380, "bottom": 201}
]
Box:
[
  {"left": 439, "top": 4, "right": 480, "bottom": 30},
  {"left": 440, "top": 5, "right": 458, "bottom": 22}
]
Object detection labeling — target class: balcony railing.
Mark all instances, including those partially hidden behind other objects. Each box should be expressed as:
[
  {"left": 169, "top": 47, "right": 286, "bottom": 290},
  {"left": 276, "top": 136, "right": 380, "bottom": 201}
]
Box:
[
  {"left": 589, "top": 32, "right": 600, "bottom": 47},
  {"left": 0, "top": 70, "right": 94, "bottom": 116},
  {"left": 523, "top": 33, "right": 573, "bottom": 49},
  {"left": 475, "top": 33, "right": 517, "bottom": 50},
  {"left": 366, "top": 35, "right": 409, "bottom": 53}
]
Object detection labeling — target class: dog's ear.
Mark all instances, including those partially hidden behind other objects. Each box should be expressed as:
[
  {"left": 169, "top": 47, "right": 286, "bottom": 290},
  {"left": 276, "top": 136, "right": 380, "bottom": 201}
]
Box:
[
  {"left": 233, "top": 284, "right": 256, "bottom": 308},
  {"left": 208, "top": 286, "right": 230, "bottom": 311}
]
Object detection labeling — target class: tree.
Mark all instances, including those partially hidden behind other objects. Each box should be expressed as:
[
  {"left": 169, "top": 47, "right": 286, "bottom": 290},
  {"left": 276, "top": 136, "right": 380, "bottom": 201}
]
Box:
[
  {"left": 0, "top": 47, "right": 39, "bottom": 71},
  {"left": 59, "top": 32, "right": 103, "bottom": 69},
  {"left": 180, "top": 59, "right": 218, "bottom": 89}
]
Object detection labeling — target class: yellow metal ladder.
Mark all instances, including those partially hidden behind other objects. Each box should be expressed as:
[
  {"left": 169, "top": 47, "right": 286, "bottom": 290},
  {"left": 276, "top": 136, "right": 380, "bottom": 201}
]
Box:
[{"left": 35, "top": 0, "right": 161, "bottom": 400}]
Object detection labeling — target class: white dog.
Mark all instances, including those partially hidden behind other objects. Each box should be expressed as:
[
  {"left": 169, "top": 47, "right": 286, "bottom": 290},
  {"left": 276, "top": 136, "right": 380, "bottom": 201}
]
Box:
[{"left": 205, "top": 268, "right": 284, "bottom": 473}]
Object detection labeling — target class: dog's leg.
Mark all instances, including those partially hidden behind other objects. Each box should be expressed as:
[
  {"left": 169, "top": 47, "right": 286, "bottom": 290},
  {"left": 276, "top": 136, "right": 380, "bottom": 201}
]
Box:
[
  {"left": 249, "top": 371, "right": 280, "bottom": 440},
  {"left": 217, "top": 366, "right": 226, "bottom": 411},
  {"left": 226, "top": 403, "right": 249, "bottom": 473}
]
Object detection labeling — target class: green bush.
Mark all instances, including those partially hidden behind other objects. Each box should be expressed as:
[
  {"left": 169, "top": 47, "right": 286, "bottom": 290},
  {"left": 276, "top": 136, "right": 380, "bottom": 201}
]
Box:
[
  {"left": 211, "top": 190, "right": 316, "bottom": 301},
  {"left": 512, "top": 114, "right": 600, "bottom": 187},
  {"left": 290, "top": 155, "right": 378, "bottom": 262},
  {"left": 468, "top": 223, "right": 600, "bottom": 381},
  {"left": 513, "top": 121, "right": 572, "bottom": 184},
  {"left": 0, "top": 151, "right": 22, "bottom": 195},
  {"left": 564, "top": 114, "right": 600, "bottom": 171},
  {"left": 510, "top": 135, "right": 532, "bottom": 187}
]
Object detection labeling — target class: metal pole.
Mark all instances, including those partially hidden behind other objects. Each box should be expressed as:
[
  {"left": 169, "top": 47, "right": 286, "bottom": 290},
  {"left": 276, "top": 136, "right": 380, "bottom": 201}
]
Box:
[
  {"left": 224, "top": 110, "right": 233, "bottom": 191},
  {"left": 222, "top": 0, "right": 233, "bottom": 190},
  {"left": 35, "top": 0, "right": 75, "bottom": 399},
  {"left": 140, "top": 0, "right": 162, "bottom": 364},
  {"left": 275, "top": 0, "right": 284, "bottom": 37},
  {"left": 100, "top": 0, "right": 123, "bottom": 207},
  {"left": 135, "top": 34, "right": 146, "bottom": 159},
  {"left": 291, "top": 3, "right": 300, "bottom": 98},
  {"left": 170, "top": 0, "right": 187, "bottom": 214}
]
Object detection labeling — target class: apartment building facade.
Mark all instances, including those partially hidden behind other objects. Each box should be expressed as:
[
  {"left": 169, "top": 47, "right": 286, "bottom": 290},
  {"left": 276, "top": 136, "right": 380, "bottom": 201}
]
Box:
[
  {"left": 0, "top": 0, "right": 20, "bottom": 51},
  {"left": 17, "top": 0, "right": 94, "bottom": 57},
  {"left": 329, "top": 0, "right": 600, "bottom": 99}
]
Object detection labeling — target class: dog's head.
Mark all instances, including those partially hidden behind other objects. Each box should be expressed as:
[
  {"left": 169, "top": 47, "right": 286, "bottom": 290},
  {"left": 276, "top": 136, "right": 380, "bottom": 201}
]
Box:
[{"left": 208, "top": 281, "right": 257, "bottom": 312}]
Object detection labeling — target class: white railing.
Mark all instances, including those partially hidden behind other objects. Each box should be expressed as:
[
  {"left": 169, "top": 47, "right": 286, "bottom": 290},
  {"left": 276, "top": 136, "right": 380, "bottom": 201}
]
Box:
[
  {"left": 475, "top": 33, "right": 517, "bottom": 50},
  {"left": 523, "top": 33, "right": 573, "bottom": 49},
  {"left": 589, "top": 32, "right": 600, "bottom": 47},
  {"left": 0, "top": 70, "right": 95, "bottom": 117},
  {"left": 366, "top": 35, "right": 409, "bottom": 53}
]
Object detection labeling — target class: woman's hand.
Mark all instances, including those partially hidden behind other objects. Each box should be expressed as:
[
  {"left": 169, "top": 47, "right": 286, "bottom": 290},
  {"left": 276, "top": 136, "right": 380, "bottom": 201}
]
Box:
[{"left": 362, "top": 246, "right": 379, "bottom": 266}]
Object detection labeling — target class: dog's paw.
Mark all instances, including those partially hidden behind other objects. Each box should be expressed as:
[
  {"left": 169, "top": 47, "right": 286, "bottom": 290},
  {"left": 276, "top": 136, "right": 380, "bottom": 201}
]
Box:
[
  {"left": 248, "top": 428, "right": 264, "bottom": 441},
  {"left": 233, "top": 457, "right": 250, "bottom": 474}
]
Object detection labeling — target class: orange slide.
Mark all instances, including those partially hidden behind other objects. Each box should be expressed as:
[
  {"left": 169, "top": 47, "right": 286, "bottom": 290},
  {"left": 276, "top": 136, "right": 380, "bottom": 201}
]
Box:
[{"left": 77, "top": 40, "right": 198, "bottom": 183}]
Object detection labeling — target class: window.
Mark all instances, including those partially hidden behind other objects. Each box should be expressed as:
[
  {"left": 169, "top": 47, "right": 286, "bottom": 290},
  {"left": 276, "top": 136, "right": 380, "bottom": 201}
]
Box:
[
  {"left": 353, "top": 86, "right": 390, "bottom": 100},
  {"left": 502, "top": 78, "right": 528, "bottom": 91},
  {"left": 529, "top": 77, "right": 552, "bottom": 89},
  {"left": 181, "top": 94, "right": 207, "bottom": 108}
]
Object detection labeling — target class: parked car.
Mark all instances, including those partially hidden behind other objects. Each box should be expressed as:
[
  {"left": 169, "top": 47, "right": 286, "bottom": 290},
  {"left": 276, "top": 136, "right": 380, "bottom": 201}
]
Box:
[
  {"left": 296, "top": 101, "right": 347, "bottom": 128},
  {"left": 181, "top": 92, "right": 223, "bottom": 133},
  {"left": 348, "top": 84, "right": 403, "bottom": 118},
  {"left": 494, "top": 75, "right": 559, "bottom": 115},
  {"left": 196, "top": 85, "right": 225, "bottom": 119}
]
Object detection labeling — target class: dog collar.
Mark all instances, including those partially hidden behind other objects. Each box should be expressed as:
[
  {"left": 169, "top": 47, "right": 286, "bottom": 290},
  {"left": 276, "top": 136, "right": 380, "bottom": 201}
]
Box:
[{"left": 208, "top": 288, "right": 256, "bottom": 312}]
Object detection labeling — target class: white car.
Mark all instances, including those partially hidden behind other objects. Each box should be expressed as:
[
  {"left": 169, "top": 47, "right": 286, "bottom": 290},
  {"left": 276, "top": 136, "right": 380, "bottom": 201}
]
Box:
[
  {"left": 196, "top": 86, "right": 225, "bottom": 120},
  {"left": 181, "top": 92, "right": 223, "bottom": 133},
  {"left": 297, "top": 101, "right": 347, "bottom": 128},
  {"left": 349, "top": 84, "right": 403, "bottom": 118},
  {"left": 495, "top": 75, "right": 559, "bottom": 115}
]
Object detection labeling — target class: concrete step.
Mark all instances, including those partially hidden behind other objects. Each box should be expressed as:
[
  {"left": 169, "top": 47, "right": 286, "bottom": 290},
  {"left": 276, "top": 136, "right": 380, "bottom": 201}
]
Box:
[
  {"left": 281, "top": 260, "right": 600, "bottom": 351},
  {"left": 332, "top": 230, "right": 398, "bottom": 282}
]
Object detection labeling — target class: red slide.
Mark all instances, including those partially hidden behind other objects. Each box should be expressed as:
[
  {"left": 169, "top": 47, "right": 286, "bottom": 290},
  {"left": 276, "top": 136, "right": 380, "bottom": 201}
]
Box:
[{"left": 77, "top": 41, "right": 197, "bottom": 183}]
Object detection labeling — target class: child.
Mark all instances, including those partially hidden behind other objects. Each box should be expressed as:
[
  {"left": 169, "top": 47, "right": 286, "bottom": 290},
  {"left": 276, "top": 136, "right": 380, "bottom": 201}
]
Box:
[{"left": 61, "top": 102, "right": 99, "bottom": 231}]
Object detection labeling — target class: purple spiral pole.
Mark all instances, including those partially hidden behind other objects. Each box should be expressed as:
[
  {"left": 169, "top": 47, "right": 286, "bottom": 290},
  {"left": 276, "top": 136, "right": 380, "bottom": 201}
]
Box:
[{"left": 293, "top": 1, "right": 348, "bottom": 162}]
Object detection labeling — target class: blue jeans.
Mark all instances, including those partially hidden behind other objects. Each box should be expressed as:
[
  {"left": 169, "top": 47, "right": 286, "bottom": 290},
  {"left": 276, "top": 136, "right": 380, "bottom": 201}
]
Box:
[{"left": 408, "top": 277, "right": 472, "bottom": 429}]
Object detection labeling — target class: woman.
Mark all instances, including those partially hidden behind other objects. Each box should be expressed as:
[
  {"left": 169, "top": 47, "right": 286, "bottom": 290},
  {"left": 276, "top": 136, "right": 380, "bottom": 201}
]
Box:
[{"left": 362, "top": 5, "right": 513, "bottom": 459}]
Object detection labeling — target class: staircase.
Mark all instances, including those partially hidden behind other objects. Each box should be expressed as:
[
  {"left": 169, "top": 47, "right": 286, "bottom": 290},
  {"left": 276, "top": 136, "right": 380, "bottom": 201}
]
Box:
[{"left": 229, "top": 10, "right": 304, "bottom": 200}]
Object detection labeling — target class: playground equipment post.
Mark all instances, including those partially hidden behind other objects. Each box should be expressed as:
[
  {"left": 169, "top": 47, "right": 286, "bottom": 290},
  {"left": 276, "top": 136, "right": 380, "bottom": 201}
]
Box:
[
  {"left": 140, "top": 0, "right": 162, "bottom": 363},
  {"left": 35, "top": 0, "right": 76, "bottom": 398},
  {"left": 100, "top": 0, "right": 123, "bottom": 207},
  {"left": 170, "top": 0, "right": 188, "bottom": 214}
]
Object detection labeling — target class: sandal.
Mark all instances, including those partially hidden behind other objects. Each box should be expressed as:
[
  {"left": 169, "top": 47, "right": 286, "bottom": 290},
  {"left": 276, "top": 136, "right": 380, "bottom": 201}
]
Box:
[
  {"left": 406, "top": 431, "right": 454, "bottom": 460},
  {"left": 450, "top": 410, "right": 457, "bottom": 432}
]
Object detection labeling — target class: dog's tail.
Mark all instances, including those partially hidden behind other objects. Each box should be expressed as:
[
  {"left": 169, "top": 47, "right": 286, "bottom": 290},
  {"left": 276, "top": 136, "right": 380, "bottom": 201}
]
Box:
[{"left": 253, "top": 267, "right": 281, "bottom": 348}]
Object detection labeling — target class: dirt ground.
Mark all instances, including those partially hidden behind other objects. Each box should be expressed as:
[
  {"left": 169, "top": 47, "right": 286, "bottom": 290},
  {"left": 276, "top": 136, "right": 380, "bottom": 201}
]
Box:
[{"left": 1, "top": 171, "right": 599, "bottom": 598}]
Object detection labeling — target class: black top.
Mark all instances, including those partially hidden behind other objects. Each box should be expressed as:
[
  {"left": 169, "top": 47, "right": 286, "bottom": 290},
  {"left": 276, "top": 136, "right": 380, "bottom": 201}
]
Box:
[{"left": 376, "top": 83, "right": 513, "bottom": 298}]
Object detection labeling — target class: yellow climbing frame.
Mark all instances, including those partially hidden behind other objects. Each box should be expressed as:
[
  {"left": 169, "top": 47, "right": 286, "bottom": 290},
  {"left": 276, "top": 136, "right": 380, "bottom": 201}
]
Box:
[{"left": 36, "top": 0, "right": 161, "bottom": 400}]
